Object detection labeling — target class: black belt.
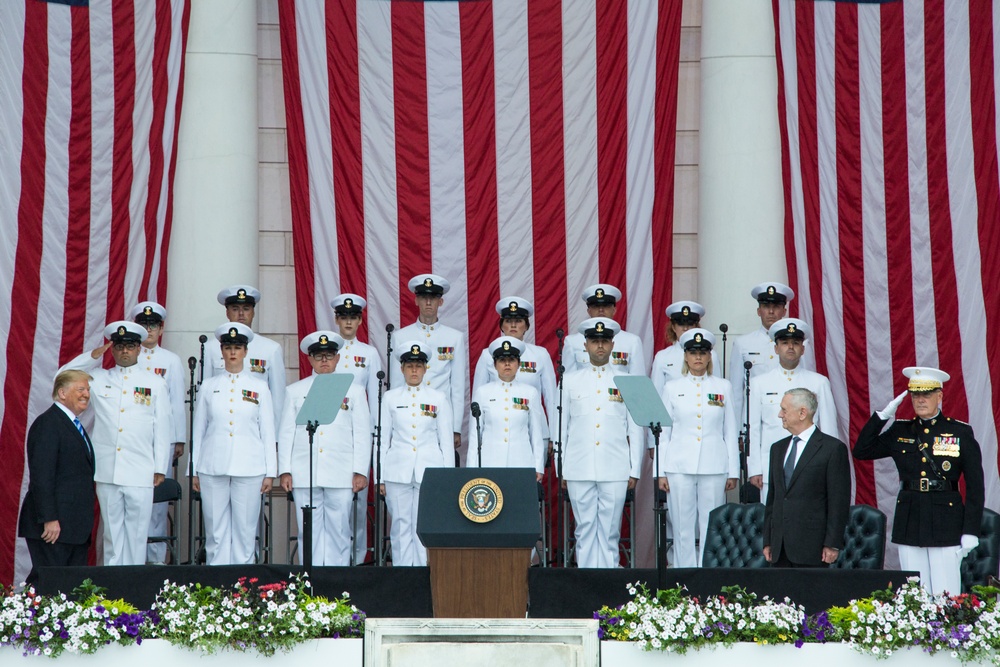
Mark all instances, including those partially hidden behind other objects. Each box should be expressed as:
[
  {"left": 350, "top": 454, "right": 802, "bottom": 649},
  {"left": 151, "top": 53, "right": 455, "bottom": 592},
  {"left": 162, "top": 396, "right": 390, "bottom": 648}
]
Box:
[{"left": 901, "top": 479, "right": 954, "bottom": 492}]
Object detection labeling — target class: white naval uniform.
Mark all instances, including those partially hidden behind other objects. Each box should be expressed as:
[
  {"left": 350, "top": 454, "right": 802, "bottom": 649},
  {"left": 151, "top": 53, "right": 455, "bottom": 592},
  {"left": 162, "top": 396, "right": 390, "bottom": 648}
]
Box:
[
  {"left": 336, "top": 336, "right": 383, "bottom": 564},
  {"left": 192, "top": 371, "right": 276, "bottom": 565},
  {"left": 650, "top": 343, "right": 722, "bottom": 395},
  {"left": 472, "top": 342, "right": 557, "bottom": 439},
  {"left": 389, "top": 322, "right": 466, "bottom": 435},
  {"left": 382, "top": 384, "right": 454, "bottom": 566},
  {"left": 61, "top": 354, "right": 171, "bottom": 566},
  {"left": 561, "top": 364, "right": 643, "bottom": 569},
  {"left": 658, "top": 373, "right": 739, "bottom": 568},
  {"left": 138, "top": 343, "right": 185, "bottom": 563},
  {"left": 278, "top": 375, "right": 372, "bottom": 566},
  {"left": 469, "top": 380, "right": 547, "bottom": 473},
  {"left": 561, "top": 330, "right": 647, "bottom": 377},
  {"left": 729, "top": 327, "right": 815, "bottom": 427},
  {"left": 205, "top": 334, "right": 286, "bottom": 426},
  {"left": 747, "top": 365, "right": 837, "bottom": 500}
]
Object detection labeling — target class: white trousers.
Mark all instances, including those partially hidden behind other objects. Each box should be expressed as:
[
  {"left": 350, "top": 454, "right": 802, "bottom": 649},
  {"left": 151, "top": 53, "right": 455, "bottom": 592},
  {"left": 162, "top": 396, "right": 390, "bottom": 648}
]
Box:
[
  {"left": 384, "top": 481, "right": 426, "bottom": 566},
  {"left": 292, "top": 486, "right": 354, "bottom": 566},
  {"left": 146, "top": 464, "right": 174, "bottom": 564},
  {"left": 200, "top": 474, "right": 263, "bottom": 565},
  {"left": 96, "top": 483, "right": 153, "bottom": 566},
  {"left": 353, "top": 491, "right": 368, "bottom": 564},
  {"left": 665, "top": 472, "right": 727, "bottom": 568},
  {"left": 897, "top": 543, "right": 963, "bottom": 596},
  {"left": 567, "top": 480, "right": 628, "bottom": 568}
]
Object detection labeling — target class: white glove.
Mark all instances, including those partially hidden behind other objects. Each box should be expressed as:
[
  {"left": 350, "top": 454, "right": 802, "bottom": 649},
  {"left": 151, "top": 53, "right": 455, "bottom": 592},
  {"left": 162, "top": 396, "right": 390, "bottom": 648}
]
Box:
[
  {"left": 957, "top": 534, "right": 980, "bottom": 559},
  {"left": 876, "top": 390, "right": 909, "bottom": 420}
]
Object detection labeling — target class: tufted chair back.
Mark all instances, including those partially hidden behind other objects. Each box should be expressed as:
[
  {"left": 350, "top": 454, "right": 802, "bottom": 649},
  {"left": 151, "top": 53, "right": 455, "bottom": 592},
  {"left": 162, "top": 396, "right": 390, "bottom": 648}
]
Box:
[
  {"left": 961, "top": 508, "right": 1000, "bottom": 593},
  {"left": 831, "top": 504, "right": 886, "bottom": 569},
  {"left": 701, "top": 503, "right": 767, "bottom": 568}
]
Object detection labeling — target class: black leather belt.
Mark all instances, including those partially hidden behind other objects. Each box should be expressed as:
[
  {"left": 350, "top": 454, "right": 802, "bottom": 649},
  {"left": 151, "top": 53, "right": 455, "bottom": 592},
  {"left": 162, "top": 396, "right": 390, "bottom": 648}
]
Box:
[{"left": 901, "top": 479, "right": 954, "bottom": 492}]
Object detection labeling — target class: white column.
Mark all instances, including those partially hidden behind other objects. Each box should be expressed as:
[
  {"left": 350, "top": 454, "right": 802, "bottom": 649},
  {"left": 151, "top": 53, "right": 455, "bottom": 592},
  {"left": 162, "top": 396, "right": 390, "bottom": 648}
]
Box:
[
  {"left": 166, "top": 0, "right": 258, "bottom": 361},
  {"left": 697, "top": 0, "right": 785, "bottom": 335}
]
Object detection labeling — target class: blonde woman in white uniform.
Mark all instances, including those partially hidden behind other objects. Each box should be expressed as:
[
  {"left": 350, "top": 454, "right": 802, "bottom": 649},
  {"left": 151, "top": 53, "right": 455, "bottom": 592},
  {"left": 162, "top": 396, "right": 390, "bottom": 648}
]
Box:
[
  {"left": 192, "top": 323, "right": 276, "bottom": 565},
  {"left": 657, "top": 329, "right": 739, "bottom": 568}
]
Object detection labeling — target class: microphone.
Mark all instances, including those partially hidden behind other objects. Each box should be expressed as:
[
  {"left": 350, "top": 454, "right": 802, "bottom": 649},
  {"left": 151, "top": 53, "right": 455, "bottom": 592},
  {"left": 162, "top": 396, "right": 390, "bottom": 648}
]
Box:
[
  {"left": 556, "top": 328, "right": 564, "bottom": 339},
  {"left": 719, "top": 323, "right": 728, "bottom": 333},
  {"left": 188, "top": 356, "right": 197, "bottom": 370},
  {"left": 376, "top": 370, "right": 385, "bottom": 380},
  {"left": 744, "top": 361, "right": 753, "bottom": 370},
  {"left": 198, "top": 334, "right": 208, "bottom": 343},
  {"left": 385, "top": 323, "right": 394, "bottom": 333},
  {"left": 471, "top": 402, "right": 481, "bottom": 418},
  {"left": 557, "top": 365, "right": 565, "bottom": 376}
]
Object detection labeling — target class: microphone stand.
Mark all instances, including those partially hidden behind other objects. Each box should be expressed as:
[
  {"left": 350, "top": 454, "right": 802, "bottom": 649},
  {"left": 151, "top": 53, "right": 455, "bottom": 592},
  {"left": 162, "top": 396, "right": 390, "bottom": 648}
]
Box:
[
  {"left": 185, "top": 356, "right": 197, "bottom": 564},
  {"left": 301, "top": 419, "right": 318, "bottom": 571},
  {"left": 739, "top": 360, "right": 752, "bottom": 502},
  {"left": 384, "top": 325, "right": 394, "bottom": 391},
  {"left": 374, "top": 371, "right": 387, "bottom": 566},
  {"left": 471, "top": 403, "right": 482, "bottom": 466},
  {"left": 650, "top": 421, "right": 667, "bottom": 591},
  {"left": 194, "top": 335, "right": 207, "bottom": 563},
  {"left": 719, "top": 323, "right": 729, "bottom": 379},
  {"left": 554, "top": 328, "right": 568, "bottom": 567}
]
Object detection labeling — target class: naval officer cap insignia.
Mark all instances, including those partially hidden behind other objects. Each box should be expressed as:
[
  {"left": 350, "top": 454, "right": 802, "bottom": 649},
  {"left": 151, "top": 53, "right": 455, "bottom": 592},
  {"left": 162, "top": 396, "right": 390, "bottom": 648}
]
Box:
[
  {"left": 214, "top": 321, "right": 254, "bottom": 345},
  {"left": 769, "top": 317, "right": 810, "bottom": 342},
  {"left": 489, "top": 336, "right": 526, "bottom": 360},
  {"left": 494, "top": 296, "right": 534, "bottom": 319},
  {"left": 104, "top": 320, "right": 147, "bottom": 344},
  {"left": 579, "top": 317, "right": 620, "bottom": 340},
  {"left": 129, "top": 301, "right": 166, "bottom": 326},
  {"left": 903, "top": 366, "right": 950, "bottom": 393},
  {"left": 581, "top": 283, "right": 621, "bottom": 306},
  {"left": 750, "top": 281, "right": 794, "bottom": 305},
  {"left": 459, "top": 478, "right": 504, "bottom": 523},
  {"left": 330, "top": 293, "right": 367, "bottom": 315},
  {"left": 408, "top": 273, "right": 450, "bottom": 296},
  {"left": 680, "top": 327, "right": 716, "bottom": 351},
  {"left": 665, "top": 300, "right": 706, "bottom": 324},
  {"left": 299, "top": 330, "right": 345, "bottom": 356},
  {"left": 217, "top": 284, "right": 261, "bottom": 307},
  {"left": 398, "top": 340, "right": 429, "bottom": 363}
]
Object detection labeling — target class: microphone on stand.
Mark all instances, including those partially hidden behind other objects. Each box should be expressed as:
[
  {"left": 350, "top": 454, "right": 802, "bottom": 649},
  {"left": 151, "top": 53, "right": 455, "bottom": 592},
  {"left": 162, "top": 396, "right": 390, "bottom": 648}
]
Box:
[
  {"left": 188, "top": 356, "right": 197, "bottom": 370},
  {"left": 470, "top": 402, "right": 481, "bottom": 418},
  {"left": 384, "top": 325, "right": 394, "bottom": 391},
  {"left": 719, "top": 323, "right": 729, "bottom": 379},
  {"left": 385, "top": 324, "right": 394, "bottom": 333},
  {"left": 377, "top": 370, "right": 385, "bottom": 380},
  {"left": 471, "top": 402, "right": 483, "bottom": 467},
  {"left": 719, "top": 323, "right": 728, "bottom": 333},
  {"left": 744, "top": 360, "right": 753, "bottom": 370}
]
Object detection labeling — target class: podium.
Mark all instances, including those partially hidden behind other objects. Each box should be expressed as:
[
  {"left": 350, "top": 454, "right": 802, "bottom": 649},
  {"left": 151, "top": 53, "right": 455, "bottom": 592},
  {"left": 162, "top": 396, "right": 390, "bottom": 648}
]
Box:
[{"left": 418, "top": 468, "right": 539, "bottom": 618}]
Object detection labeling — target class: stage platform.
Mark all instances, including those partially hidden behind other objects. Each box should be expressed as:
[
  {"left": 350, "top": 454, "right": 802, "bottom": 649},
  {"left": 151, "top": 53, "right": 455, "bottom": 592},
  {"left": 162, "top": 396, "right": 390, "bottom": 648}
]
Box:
[{"left": 35, "top": 565, "right": 915, "bottom": 618}]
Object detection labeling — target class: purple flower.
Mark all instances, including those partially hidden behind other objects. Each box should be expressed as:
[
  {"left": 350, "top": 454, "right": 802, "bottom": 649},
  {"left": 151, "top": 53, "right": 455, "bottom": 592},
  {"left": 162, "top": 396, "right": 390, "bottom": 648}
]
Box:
[{"left": 597, "top": 627, "right": 605, "bottom": 640}]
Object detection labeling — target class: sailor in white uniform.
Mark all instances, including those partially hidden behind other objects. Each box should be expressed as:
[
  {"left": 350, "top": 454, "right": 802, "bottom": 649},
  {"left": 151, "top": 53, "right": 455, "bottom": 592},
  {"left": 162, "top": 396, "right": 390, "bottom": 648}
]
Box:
[
  {"left": 470, "top": 337, "right": 547, "bottom": 478},
  {"left": 650, "top": 301, "right": 721, "bottom": 395},
  {"left": 561, "top": 318, "right": 643, "bottom": 568},
  {"left": 381, "top": 341, "right": 455, "bottom": 566},
  {"left": 278, "top": 331, "right": 371, "bottom": 566},
  {"left": 472, "top": 297, "right": 557, "bottom": 441},
  {"left": 561, "top": 284, "right": 647, "bottom": 377},
  {"left": 130, "top": 301, "right": 185, "bottom": 564},
  {"left": 192, "top": 323, "right": 276, "bottom": 565},
  {"left": 389, "top": 275, "right": 466, "bottom": 455},
  {"left": 330, "top": 293, "right": 382, "bottom": 565},
  {"left": 59, "top": 321, "right": 171, "bottom": 566},
  {"left": 747, "top": 318, "right": 837, "bottom": 501},
  {"left": 204, "top": 285, "right": 286, "bottom": 425},
  {"left": 657, "top": 329, "right": 739, "bottom": 568}
]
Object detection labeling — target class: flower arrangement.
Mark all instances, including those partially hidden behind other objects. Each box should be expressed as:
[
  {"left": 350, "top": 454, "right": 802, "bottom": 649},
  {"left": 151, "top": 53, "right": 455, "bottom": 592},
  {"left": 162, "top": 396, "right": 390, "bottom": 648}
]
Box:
[
  {"left": 595, "top": 578, "right": 1000, "bottom": 663},
  {"left": 0, "top": 573, "right": 363, "bottom": 658}
]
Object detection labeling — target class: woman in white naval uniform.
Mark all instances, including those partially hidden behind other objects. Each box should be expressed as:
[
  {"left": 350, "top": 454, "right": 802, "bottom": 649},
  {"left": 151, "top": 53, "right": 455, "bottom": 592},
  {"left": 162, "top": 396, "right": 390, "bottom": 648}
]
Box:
[
  {"left": 657, "top": 329, "right": 739, "bottom": 568},
  {"left": 192, "top": 323, "right": 276, "bottom": 565},
  {"left": 471, "top": 298, "right": 557, "bottom": 440},
  {"left": 470, "top": 337, "right": 547, "bottom": 479},
  {"left": 278, "top": 331, "right": 371, "bottom": 566},
  {"left": 380, "top": 341, "right": 454, "bottom": 566},
  {"left": 650, "top": 301, "right": 721, "bottom": 395}
]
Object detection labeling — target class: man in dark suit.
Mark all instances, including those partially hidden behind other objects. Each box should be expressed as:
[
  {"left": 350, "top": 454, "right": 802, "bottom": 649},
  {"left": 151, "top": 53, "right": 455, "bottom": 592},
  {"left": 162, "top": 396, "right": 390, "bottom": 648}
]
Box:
[
  {"left": 763, "top": 387, "right": 850, "bottom": 567},
  {"left": 18, "top": 369, "right": 97, "bottom": 584}
]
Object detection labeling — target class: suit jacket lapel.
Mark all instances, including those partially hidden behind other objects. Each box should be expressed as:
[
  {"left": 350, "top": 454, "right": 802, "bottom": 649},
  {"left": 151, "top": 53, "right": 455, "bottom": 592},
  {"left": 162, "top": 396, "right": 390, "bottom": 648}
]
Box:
[
  {"left": 59, "top": 409, "right": 95, "bottom": 468},
  {"left": 787, "top": 430, "right": 822, "bottom": 489}
]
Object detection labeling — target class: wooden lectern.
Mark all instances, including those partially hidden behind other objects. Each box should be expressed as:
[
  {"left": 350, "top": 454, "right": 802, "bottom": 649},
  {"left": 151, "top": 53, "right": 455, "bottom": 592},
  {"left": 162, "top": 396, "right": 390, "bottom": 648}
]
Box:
[{"left": 418, "top": 468, "right": 539, "bottom": 618}]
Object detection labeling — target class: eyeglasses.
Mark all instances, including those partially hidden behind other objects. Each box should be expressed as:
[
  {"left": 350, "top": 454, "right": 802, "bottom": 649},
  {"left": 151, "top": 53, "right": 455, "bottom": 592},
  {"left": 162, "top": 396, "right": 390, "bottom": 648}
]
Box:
[
  {"left": 311, "top": 353, "right": 337, "bottom": 361},
  {"left": 112, "top": 342, "right": 140, "bottom": 351}
]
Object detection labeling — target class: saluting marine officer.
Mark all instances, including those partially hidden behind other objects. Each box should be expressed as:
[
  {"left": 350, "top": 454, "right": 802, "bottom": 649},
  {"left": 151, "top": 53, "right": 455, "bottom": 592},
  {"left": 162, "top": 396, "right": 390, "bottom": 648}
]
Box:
[
  {"left": 389, "top": 275, "right": 466, "bottom": 453},
  {"left": 561, "top": 284, "right": 647, "bottom": 376},
  {"left": 205, "top": 285, "right": 286, "bottom": 425},
  {"left": 130, "top": 301, "right": 186, "bottom": 564},
  {"left": 854, "top": 367, "right": 985, "bottom": 595},
  {"left": 470, "top": 336, "right": 547, "bottom": 480},
  {"left": 278, "top": 331, "right": 371, "bottom": 566},
  {"left": 561, "top": 317, "right": 643, "bottom": 569},
  {"left": 59, "top": 321, "right": 171, "bottom": 566},
  {"left": 381, "top": 341, "right": 455, "bottom": 566},
  {"left": 747, "top": 318, "right": 837, "bottom": 501}
]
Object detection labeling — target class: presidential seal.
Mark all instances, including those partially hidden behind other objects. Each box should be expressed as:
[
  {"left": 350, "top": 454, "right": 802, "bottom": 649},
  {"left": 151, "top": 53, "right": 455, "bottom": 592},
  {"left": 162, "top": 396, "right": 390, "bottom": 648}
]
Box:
[{"left": 459, "top": 478, "right": 504, "bottom": 523}]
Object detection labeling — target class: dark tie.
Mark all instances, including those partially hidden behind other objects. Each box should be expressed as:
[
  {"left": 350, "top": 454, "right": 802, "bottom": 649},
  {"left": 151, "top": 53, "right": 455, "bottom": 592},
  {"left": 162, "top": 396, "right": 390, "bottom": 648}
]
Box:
[
  {"left": 783, "top": 435, "right": 800, "bottom": 488},
  {"left": 73, "top": 418, "right": 93, "bottom": 459}
]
